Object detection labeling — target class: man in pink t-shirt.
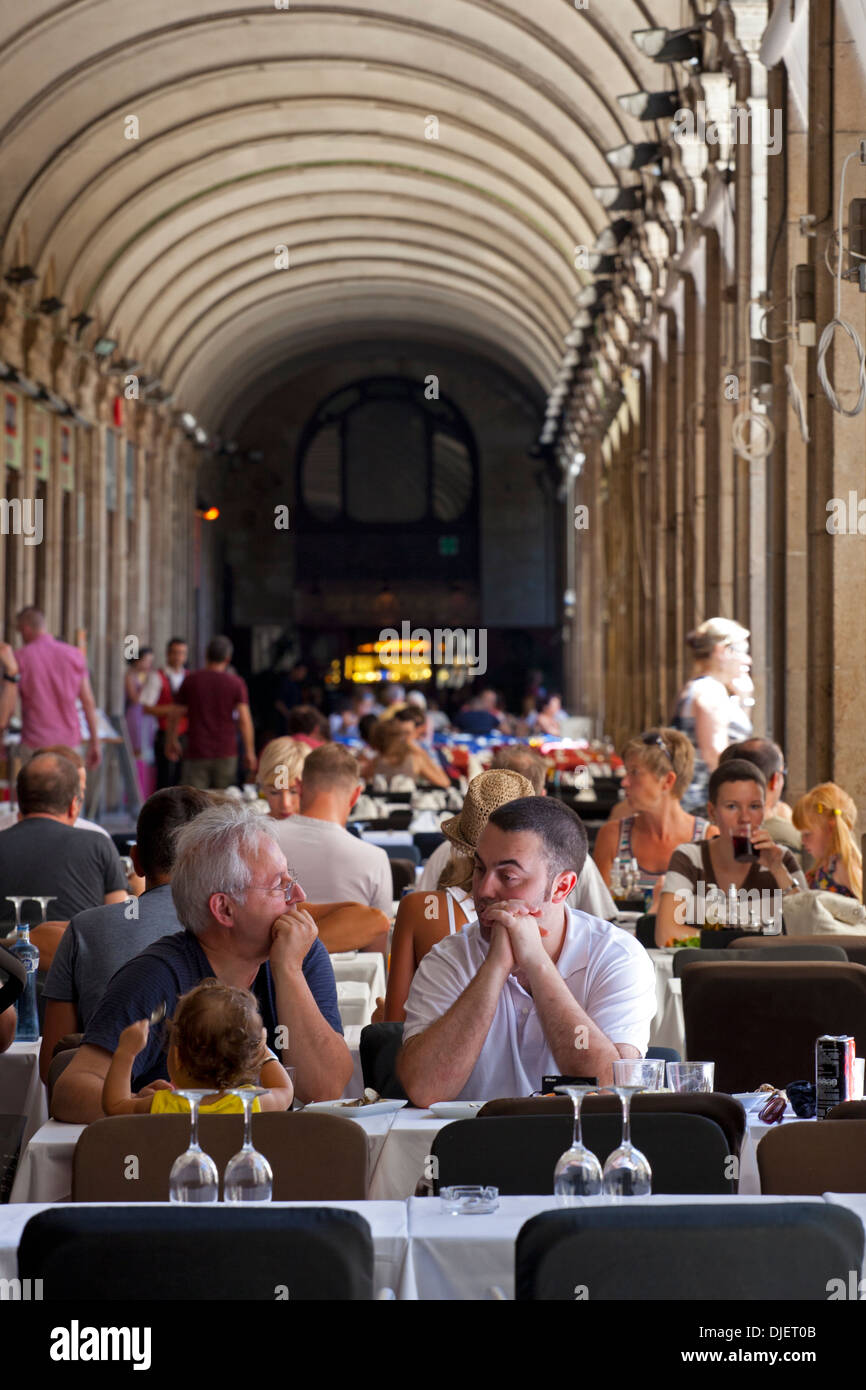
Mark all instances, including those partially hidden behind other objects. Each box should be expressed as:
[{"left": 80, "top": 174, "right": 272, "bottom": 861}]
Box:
[{"left": 0, "top": 608, "right": 101, "bottom": 768}]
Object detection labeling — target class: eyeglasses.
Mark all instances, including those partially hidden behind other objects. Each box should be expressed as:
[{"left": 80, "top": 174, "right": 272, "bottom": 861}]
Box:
[
  {"left": 640, "top": 732, "right": 673, "bottom": 764},
  {"left": 242, "top": 875, "right": 299, "bottom": 900}
]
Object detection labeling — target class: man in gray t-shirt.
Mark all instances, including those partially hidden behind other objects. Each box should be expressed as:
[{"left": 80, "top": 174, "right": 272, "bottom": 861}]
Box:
[{"left": 39, "top": 785, "right": 211, "bottom": 1080}]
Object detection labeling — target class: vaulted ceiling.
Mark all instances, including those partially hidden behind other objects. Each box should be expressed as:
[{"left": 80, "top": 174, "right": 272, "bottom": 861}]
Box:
[{"left": 0, "top": 0, "right": 687, "bottom": 429}]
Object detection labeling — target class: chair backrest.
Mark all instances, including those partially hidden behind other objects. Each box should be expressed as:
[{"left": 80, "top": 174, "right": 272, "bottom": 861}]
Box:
[
  {"left": 389, "top": 858, "right": 415, "bottom": 897},
  {"left": 672, "top": 944, "right": 846, "bottom": 978},
  {"left": 431, "top": 1113, "right": 734, "bottom": 1195},
  {"left": 515, "top": 1203, "right": 863, "bottom": 1300},
  {"left": 681, "top": 960, "right": 866, "bottom": 1093},
  {"left": 646, "top": 1044, "right": 681, "bottom": 1064},
  {"left": 757, "top": 1119, "right": 866, "bottom": 1194},
  {"left": 727, "top": 938, "right": 849, "bottom": 962},
  {"left": 477, "top": 1092, "right": 746, "bottom": 1157},
  {"left": 46, "top": 1049, "right": 80, "bottom": 1113},
  {"left": 19, "top": 1205, "right": 375, "bottom": 1299},
  {"left": 0, "top": 943, "right": 25, "bottom": 1013},
  {"left": 731, "top": 934, "right": 866, "bottom": 965},
  {"left": 72, "top": 1112, "right": 369, "bottom": 1201},
  {"left": 826, "top": 1100, "right": 866, "bottom": 1120},
  {"left": 381, "top": 842, "right": 420, "bottom": 865},
  {"left": 359, "top": 1021, "right": 407, "bottom": 1099}
]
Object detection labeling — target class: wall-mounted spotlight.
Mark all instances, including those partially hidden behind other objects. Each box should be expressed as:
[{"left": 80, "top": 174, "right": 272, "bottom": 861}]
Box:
[
  {"left": 4, "top": 265, "right": 38, "bottom": 287},
  {"left": 592, "top": 185, "right": 644, "bottom": 212},
  {"left": 70, "top": 312, "right": 94, "bottom": 339},
  {"left": 595, "top": 219, "right": 635, "bottom": 254},
  {"left": 632, "top": 26, "right": 703, "bottom": 65},
  {"left": 180, "top": 411, "right": 197, "bottom": 431},
  {"left": 606, "top": 143, "right": 665, "bottom": 171},
  {"left": 617, "top": 91, "right": 681, "bottom": 121},
  {"left": 37, "top": 296, "right": 65, "bottom": 316},
  {"left": 196, "top": 505, "right": 220, "bottom": 522},
  {"left": 193, "top": 426, "right": 208, "bottom": 446}
]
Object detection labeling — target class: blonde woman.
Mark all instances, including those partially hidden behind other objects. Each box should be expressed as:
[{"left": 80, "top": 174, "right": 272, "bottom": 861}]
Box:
[
  {"left": 593, "top": 728, "right": 712, "bottom": 911},
  {"left": 365, "top": 718, "right": 450, "bottom": 789},
  {"left": 256, "top": 738, "right": 310, "bottom": 820},
  {"left": 671, "top": 617, "right": 752, "bottom": 812},
  {"left": 793, "top": 784, "right": 862, "bottom": 901}
]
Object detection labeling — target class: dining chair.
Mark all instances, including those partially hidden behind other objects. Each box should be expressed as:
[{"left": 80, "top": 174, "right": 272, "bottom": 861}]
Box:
[
  {"left": 757, "top": 1119, "right": 866, "bottom": 1194},
  {"left": 431, "top": 1113, "right": 734, "bottom": 1195},
  {"left": 19, "top": 1205, "right": 375, "bottom": 1299},
  {"left": 515, "top": 1203, "right": 863, "bottom": 1300},
  {"left": 672, "top": 944, "right": 846, "bottom": 978},
  {"left": 359, "top": 1021, "right": 408, "bottom": 1099},
  {"left": 389, "top": 858, "right": 416, "bottom": 897},
  {"left": 478, "top": 1092, "right": 746, "bottom": 1158},
  {"left": 826, "top": 1100, "right": 866, "bottom": 1120},
  {"left": 72, "top": 1111, "right": 369, "bottom": 1201},
  {"left": 681, "top": 960, "right": 866, "bottom": 1093},
  {"left": 730, "top": 934, "right": 866, "bottom": 968}
]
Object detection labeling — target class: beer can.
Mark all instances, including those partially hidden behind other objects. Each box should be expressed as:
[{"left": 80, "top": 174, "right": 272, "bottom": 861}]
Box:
[{"left": 815, "top": 1034, "right": 856, "bottom": 1119}]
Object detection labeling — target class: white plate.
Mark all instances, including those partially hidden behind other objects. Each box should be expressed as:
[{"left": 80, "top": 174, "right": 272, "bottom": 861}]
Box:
[
  {"left": 428, "top": 1101, "right": 485, "bottom": 1120},
  {"left": 302, "top": 1098, "right": 408, "bottom": 1119}
]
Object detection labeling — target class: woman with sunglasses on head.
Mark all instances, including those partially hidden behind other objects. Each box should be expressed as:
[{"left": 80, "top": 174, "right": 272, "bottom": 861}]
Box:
[
  {"left": 594, "top": 728, "right": 711, "bottom": 913},
  {"left": 670, "top": 618, "right": 753, "bottom": 814}
]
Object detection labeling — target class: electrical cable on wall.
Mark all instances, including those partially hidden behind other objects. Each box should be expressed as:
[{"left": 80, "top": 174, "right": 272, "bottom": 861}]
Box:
[
  {"left": 816, "top": 148, "right": 866, "bottom": 417},
  {"left": 732, "top": 297, "right": 775, "bottom": 461}
]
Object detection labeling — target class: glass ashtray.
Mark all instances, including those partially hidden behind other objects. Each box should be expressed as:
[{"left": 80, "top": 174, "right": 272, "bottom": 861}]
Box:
[{"left": 440, "top": 1185, "right": 499, "bottom": 1215}]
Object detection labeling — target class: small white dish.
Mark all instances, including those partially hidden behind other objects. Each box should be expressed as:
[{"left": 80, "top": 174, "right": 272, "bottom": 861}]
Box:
[
  {"left": 302, "top": 1098, "right": 408, "bottom": 1119},
  {"left": 428, "top": 1101, "right": 485, "bottom": 1120}
]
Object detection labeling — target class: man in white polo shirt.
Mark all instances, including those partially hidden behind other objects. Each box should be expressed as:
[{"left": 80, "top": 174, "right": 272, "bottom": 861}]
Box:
[
  {"left": 269, "top": 743, "right": 392, "bottom": 947},
  {"left": 398, "top": 797, "right": 656, "bottom": 1106}
]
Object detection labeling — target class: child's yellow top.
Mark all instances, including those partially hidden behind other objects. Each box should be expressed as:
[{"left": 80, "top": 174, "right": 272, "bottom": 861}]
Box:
[{"left": 150, "top": 1090, "right": 262, "bottom": 1115}]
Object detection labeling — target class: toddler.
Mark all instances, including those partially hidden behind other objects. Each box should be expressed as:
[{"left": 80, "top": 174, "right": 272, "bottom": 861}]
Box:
[{"left": 103, "top": 978, "right": 294, "bottom": 1115}]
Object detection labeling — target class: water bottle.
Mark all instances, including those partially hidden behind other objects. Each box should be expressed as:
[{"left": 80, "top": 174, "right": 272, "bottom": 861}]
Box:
[{"left": 9, "top": 925, "right": 39, "bottom": 1041}]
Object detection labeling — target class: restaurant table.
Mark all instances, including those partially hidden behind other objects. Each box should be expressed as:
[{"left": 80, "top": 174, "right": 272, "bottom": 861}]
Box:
[
  {"left": 0, "top": 1040, "right": 49, "bottom": 1146},
  {"left": 404, "top": 1193, "right": 832, "bottom": 1300},
  {"left": 0, "top": 1200, "right": 409, "bottom": 1298},
  {"left": 331, "top": 952, "right": 386, "bottom": 1006}
]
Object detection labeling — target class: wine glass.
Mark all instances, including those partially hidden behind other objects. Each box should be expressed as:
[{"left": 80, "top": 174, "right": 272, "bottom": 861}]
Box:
[
  {"left": 4, "top": 897, "right": 27, "bottom": 937},
  {"left": 224, "top": 1087, "right": 273, "bottom": 1203},
  {"left": 168, "top": 1091, "right": 219, "bottom": 1203},
  {"left": 34, "top": 896, "right": 57, "bottom": 923},
  {"left": 603, "top": 1059, "right": 654, "bottom": 1197},
  {"left": 553, "top": 1085, "right": 602, "bottom": 1199}
]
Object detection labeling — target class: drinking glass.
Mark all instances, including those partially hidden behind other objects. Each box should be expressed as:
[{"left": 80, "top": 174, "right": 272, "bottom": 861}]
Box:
[
  {"left": 553, "top": 1085, "right": 602, "bottom": 1199},
  {"left": 4, "top": 897, "right": 27, "bottom": 935},
  {"left": 667, "top": 1061, "right": 715, "bottom": 1093},
  {"left": 34, "top": 896, "right": 57, "bottom": 923},
  {"left": 224, "top": 1087, "right": 273, "bottom": 1202},
  {"left": 168, "top": 1091, "right": 219, "bottom": 1202},
  {"left": 612, "top": 1057, "right": 665, "bottom": 1091}
]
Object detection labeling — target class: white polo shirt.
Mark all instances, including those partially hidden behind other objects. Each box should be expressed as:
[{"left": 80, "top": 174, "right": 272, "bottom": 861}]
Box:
[{"left": 402, "top": 906, "right": 657, "bottom": 1100}]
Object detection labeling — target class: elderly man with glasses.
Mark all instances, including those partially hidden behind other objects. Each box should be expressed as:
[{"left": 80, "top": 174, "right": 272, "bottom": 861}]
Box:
[{"left": 52, "top": 803, "right": 352, "bottom": 1122}]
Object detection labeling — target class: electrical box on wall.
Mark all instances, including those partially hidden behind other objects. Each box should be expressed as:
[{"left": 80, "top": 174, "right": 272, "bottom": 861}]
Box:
[{"left": 794, "top": 263, "right": 816, "bottom": 342}]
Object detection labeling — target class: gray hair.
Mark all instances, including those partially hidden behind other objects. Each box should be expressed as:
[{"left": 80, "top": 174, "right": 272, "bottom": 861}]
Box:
[{"left": 170, "top": 801, "right": 281, "bottom": 937}]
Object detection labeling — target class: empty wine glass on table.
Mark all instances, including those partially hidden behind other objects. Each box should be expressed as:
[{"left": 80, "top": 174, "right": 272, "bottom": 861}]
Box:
[
  {"left": 224, "top": 1087, "right": 273, "bottom": 1203},
  {"left": 603, "top": 1058, "right": 655, "bottom": 1197},
  {"left": 168, "top": 1091, "right": 219, "bottom": 1203},
  {"left": 553, "top": 1086, "right": 602, "bottom": 1199}
]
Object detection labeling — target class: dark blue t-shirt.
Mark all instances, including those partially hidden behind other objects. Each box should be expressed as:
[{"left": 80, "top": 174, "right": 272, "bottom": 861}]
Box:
[
  {"left": 84, "top": 930, "right": 343, "bottom": 1089},
  {"left": 454, "top": 710, "right": 501, "bottom": 737}
]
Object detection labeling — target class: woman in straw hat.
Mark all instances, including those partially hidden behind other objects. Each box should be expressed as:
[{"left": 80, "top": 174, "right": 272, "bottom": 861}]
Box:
[{"left": 379, "top": 769, "right": 535, "bottom": 1020}]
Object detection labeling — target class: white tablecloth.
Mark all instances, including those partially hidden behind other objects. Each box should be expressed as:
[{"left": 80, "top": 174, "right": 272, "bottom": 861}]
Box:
[
  {"left": 0, "top": 1040, "right": 49, "bottom": 1145},
  {"left": 0, "top": 1200, "right": 409, "bottom": 1297},
  {"left": 404, "top": 1193, "right": 828, "bottom": 1300},
  {"left": 8, "top": 1108, "right": 451, "bottom": 1205},
  {"left": 646, "top": 950, "right": 686, "bottom": 1058},
  {"left": 332, "top": 954, "right": 387, "bottom": 1027}
]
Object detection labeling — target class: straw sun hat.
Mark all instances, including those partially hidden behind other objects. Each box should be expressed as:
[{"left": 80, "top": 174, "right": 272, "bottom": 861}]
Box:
[{"left": 440, "top": 769, "right": 536, "bottom": 858}]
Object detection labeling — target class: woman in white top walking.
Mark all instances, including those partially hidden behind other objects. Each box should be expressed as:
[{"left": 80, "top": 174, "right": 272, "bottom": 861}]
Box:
[{"left": 670, "top": 617, "right": 752, "bottom": 813}]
